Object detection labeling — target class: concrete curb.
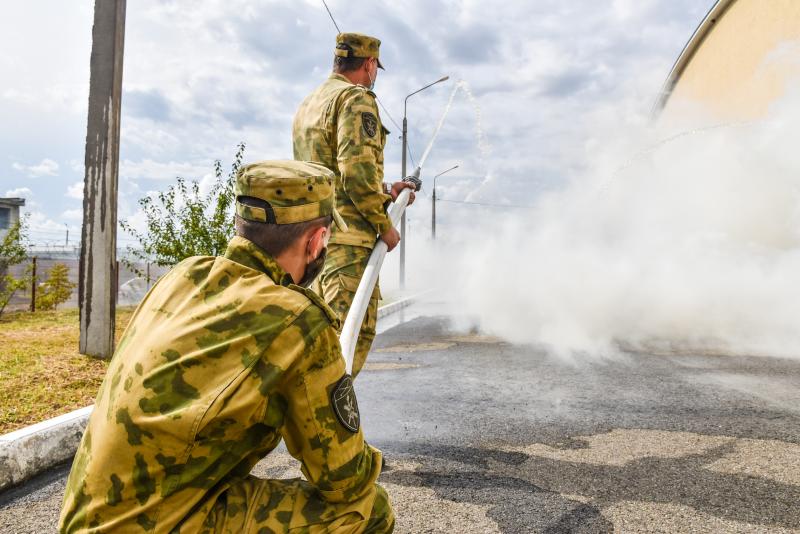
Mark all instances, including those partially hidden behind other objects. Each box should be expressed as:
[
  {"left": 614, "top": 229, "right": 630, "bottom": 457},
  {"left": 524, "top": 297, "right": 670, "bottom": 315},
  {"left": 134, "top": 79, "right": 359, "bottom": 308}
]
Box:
[
  {"left": 0, "top": 406, "right": 92, "bottom": 490},
  {"left": 0, "top": 297, "right": 418, "bottom": 492},
  {"left": 377, "top": 294, "right": 416, "bottom": 319}
]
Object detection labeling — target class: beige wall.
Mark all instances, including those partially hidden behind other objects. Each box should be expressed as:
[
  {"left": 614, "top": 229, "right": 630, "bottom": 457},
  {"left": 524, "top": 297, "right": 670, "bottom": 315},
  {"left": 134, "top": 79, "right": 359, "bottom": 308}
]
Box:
[{"left": 662, "top": 0, "right": 800, "bottom": 122}]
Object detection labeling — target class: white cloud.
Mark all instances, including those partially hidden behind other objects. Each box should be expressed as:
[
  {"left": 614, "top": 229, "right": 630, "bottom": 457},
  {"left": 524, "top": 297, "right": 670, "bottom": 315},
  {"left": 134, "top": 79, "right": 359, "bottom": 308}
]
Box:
[
  {"left": 66, "top": 181, "right": 84, "bottom": 199},
  {"left": 24, "top": 210, "right": 71, "bottom": 247},
  {"left": 1, "top": 85, "right": 88, "bottom": 114},
  {"left": 12, "top": 158, "right": 60, "bottom": 177},
  {"left": 120, "top": 159, "right": 211, "bottom": 182},
  {"left": 1, "top": 1, "right": 711, "bottom": 243},
  {"left": 62, "top": 208, "right": 83, "bottom": 220},
  {"left": 4, "top": 187, "right": 33, "bottom": 198}
]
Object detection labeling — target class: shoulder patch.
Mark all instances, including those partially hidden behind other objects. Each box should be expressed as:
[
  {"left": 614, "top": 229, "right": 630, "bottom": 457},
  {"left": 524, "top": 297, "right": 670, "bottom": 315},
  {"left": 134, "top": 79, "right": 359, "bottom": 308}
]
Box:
[
  {"left": 331, "top": 375, "right": 360, "bottom": 432},
  {"left": 362, "top": 112, "right": 378, "bottom": 138}
]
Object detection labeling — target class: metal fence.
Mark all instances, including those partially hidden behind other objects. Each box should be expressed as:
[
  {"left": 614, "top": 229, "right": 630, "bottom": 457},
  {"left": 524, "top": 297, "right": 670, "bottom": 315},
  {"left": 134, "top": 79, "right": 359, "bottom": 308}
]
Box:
[{"left": 4, "top": 253, "right": 168, "bottom": 312}]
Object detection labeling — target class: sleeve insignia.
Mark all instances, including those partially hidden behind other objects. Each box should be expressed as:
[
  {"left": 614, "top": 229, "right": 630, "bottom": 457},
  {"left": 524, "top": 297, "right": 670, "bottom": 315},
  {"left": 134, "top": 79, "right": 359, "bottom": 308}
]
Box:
[
  {"left": 362, "top": 112, "right": 378, "bottom": 138},
  {"left": 331, "top": 374, "right": 360, "bottom": 432}
]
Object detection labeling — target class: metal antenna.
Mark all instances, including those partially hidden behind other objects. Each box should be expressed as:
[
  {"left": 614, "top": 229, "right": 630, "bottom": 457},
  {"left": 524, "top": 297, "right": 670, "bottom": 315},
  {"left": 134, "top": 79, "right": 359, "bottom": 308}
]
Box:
[{"left": 322, "top": 0, "right": 341, "bottom": 33}]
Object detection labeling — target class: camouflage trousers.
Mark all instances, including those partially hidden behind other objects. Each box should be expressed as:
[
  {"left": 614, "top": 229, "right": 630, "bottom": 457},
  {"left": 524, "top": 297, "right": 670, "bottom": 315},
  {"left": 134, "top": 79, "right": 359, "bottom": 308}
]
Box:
[
  {"left": 200, "top": 476, "right": 394, "bottom": 533},
  {"left": 317, "top": 244, "right": 380, "bottom": 378}
]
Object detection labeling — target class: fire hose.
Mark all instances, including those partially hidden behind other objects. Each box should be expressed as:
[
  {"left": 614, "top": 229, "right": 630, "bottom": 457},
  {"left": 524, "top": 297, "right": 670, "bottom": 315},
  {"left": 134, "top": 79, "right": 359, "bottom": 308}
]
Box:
[
  {"left": 339, "top": 84, "right": 459, "bottom": 374},
  {"left": 339, "top": 169, "right": 421, "bottom": 374}
]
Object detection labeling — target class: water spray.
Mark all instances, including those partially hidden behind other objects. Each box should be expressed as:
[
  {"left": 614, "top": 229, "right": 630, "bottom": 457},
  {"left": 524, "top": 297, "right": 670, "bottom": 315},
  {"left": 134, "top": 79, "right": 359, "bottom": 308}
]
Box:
[
  {"left": 340, "top": 88, "right": 457, "bottom": 374},
  {"left": 418, "top": 83, "right": 459, "bottom": 169}
]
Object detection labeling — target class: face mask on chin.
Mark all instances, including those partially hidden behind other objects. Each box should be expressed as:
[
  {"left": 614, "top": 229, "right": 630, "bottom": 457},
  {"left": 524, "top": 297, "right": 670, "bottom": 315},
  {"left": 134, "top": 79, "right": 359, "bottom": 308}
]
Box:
[{"left": 299, "top": 246, "right": 327, "bottom": 288}]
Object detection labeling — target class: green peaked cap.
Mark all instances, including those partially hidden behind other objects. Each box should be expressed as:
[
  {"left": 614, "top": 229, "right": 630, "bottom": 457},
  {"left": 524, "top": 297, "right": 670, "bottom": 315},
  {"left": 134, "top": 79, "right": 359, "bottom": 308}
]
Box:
[
  {"left": 335, "top": 32, "right": 384, "bottom": 69},
  {"left": 235, "top": 160, "right": 347, "bottom": 231}
]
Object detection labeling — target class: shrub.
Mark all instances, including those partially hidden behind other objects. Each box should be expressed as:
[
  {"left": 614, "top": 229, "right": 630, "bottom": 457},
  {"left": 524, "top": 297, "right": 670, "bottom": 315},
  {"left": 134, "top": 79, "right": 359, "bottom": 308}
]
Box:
[
  {"left": 0, "top": 219, "right": 29, "bottom": 317},
  {"left": 35, "top": 263, "right": 76, "bottom": 311},
  {"left": 120, "top": 143, "right": 245, "bottom": 268}
]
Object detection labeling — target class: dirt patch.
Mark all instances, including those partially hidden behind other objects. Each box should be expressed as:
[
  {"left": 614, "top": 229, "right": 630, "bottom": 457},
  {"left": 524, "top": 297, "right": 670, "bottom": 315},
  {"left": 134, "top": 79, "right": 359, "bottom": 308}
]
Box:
[
  {"left": 448, "top": 334, "right": 505, "bottom": 344},
  {"left": 375, "top": 342, "right": 455, "bottom": 353},
  {"left": 363, "top": 362, "right": 422, "bottom": 371}
]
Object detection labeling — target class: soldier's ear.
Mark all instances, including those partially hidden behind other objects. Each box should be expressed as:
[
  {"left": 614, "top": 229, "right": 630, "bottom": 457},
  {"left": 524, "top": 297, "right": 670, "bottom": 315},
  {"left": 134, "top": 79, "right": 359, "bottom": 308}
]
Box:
[{"left": 308, "top": 225, "right": 328, "bottom": 258}]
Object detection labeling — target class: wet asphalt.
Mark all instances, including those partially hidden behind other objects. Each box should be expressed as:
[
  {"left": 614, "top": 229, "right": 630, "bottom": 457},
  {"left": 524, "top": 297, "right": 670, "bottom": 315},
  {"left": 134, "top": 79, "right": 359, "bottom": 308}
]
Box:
[{"left": 2, "top": 307, "right": 800, "bottom": 533}]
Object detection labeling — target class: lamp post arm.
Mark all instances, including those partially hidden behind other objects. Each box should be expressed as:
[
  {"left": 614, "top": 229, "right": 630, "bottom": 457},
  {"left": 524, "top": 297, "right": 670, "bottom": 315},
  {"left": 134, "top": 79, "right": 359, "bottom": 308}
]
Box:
[{"left": 404, "top": 75, "right": 450, "bottom": 117}]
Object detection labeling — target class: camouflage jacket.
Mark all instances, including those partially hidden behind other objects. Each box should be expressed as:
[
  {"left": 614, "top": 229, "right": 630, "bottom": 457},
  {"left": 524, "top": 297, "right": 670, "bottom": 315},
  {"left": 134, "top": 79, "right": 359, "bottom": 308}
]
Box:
[
  {"left": 59, "top": 236, "right": 382, "bottom": 533},
  {"left": 293, "top": 73, "right": 392, "bottom": 249}
]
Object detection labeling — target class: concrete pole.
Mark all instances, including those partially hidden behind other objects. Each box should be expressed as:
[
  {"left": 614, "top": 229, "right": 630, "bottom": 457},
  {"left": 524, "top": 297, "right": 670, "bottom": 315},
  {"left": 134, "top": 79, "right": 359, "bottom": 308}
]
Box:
[
  {"left": 430, "top": 165, "right": 457, "bottom": 241},
  {"left": 400, "top": 116, "right": 407, "bottom": 289},
  {"left": 431, "top": 187, "right": 436, "bottom": 240},
  {"left": 79, "top": 0, "right": 126, "bottom": 358}
]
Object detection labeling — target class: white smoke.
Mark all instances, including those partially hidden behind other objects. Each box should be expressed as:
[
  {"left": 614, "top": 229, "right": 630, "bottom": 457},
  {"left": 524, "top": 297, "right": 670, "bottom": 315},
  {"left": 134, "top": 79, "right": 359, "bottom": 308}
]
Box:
[{"left": 413, "top": 87, "right": 800, "bottom": 360}]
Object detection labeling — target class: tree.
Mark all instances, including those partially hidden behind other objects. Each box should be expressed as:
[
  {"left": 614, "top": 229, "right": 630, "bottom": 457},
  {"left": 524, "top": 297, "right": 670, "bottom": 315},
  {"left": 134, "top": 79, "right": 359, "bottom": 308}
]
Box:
[
  {"left": 35, "top": 263, "right": 76, "bottom": 311},
  {"left": 0, "top": 218, "right": 30, "bottom": 317},
  {"left": 121, "top": 143, "right": 245, "bottom": 268}
]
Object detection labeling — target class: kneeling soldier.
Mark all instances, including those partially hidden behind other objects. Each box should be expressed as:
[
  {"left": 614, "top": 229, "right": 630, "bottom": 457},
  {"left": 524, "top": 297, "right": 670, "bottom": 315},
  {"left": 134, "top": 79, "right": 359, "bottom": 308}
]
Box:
[{"left": 59, "top": 161, "right": 394, "bottom": 533}]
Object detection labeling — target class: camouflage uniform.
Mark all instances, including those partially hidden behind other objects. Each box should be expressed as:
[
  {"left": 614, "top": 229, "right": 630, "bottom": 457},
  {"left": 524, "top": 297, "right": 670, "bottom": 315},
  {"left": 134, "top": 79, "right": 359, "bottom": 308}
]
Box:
[
  {"left": 293, "top": 33, "right": 390, "bottom": 377},
  {"left": 59, "top": 161, "right": 394, "bottom": 533}
]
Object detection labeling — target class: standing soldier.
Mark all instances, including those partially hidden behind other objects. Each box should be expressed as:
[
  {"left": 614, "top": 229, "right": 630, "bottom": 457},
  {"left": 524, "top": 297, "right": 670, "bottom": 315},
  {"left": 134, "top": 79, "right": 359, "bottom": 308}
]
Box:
[
  {"left": 59, "top": 161, "right": 394, "bottom": 533},
  {"left": 293, "top": 32, "right": 415, "bottom": 378}
]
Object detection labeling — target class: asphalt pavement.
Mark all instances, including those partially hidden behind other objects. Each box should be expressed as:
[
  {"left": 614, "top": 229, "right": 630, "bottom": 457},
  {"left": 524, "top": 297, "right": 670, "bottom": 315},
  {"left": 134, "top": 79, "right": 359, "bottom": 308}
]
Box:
[{"left": 2, "top": 305, "right": 799, "bottom": 533}]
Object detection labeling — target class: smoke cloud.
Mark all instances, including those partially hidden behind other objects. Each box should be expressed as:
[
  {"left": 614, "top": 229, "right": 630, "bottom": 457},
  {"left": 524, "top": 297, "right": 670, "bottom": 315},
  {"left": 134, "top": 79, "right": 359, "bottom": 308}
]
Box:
[{"left": 406, "top": 87, "right": 800, "bottom": 361}]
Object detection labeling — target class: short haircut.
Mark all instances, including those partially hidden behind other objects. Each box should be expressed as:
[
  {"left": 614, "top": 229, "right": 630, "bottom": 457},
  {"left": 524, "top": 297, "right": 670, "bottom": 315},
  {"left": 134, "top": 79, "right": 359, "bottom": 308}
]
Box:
[
  {"left": 235, "top": 196, "right": 332, "bottom": 257},
  {"left": 333, "top": 55, "right": 367, "bottom": 73}
]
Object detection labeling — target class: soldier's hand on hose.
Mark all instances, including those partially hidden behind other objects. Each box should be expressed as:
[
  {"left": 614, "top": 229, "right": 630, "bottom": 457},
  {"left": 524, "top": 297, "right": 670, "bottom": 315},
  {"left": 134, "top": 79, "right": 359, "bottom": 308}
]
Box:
[
  {"left": 390, "top": 181, "right": 417, "bottom": 206},
  {"left": 380, "top": 226, "right": 401, "bottom": 252}
]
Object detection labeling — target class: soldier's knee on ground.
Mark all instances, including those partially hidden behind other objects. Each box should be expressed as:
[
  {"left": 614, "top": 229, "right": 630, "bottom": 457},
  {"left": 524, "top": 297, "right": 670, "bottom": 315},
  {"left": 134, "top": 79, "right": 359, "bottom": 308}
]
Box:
[{"left": 363, "top": 485, "right": 395, "bottom": 533}]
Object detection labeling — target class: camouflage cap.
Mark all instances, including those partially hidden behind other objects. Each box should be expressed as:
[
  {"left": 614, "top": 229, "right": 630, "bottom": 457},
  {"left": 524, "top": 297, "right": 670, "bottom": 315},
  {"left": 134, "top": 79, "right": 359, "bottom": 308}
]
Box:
[
  {"left": 235, "top": 160, "right": 347, "bottom": 231},
  {"left": 335, "top": 32, "right": 384, "bottom": 70}
]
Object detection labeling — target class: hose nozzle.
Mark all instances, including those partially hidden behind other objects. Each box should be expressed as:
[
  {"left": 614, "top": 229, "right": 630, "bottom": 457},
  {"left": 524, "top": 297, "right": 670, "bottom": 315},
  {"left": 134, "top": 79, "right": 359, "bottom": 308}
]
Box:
[{"left": 404, "top": 166, "right": 422, "bottom": 191}]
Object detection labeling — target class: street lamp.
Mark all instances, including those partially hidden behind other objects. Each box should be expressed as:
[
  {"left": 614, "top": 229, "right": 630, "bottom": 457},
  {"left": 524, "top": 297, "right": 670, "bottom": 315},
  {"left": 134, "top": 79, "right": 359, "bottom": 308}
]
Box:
[
  {"left": 432, "top": 164, "right": 458, "bottom": 240},
  {"left": 400, "top": 75, "right": 449, "bottom": 289}
]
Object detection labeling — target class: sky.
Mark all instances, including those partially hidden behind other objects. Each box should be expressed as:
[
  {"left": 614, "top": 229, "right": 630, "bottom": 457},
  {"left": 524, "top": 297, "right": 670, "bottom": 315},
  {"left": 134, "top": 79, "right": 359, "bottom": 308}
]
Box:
[{"left": 0, "top": 0, "right": 712, "bottom": 251}]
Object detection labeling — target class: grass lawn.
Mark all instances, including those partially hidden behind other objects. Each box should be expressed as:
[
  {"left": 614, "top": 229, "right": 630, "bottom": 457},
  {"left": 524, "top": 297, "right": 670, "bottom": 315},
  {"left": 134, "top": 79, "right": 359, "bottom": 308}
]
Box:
[{"left": 0, "top": 307, "right": 134, "bottom": 434}]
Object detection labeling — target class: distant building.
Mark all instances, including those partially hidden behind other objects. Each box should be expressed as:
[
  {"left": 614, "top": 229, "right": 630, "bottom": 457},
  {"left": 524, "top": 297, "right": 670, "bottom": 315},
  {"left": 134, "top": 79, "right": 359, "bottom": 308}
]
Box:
[
  {"left": 656, "top": 0, "right": 800, "bottom": 123},
  {"left": 0, "top": 197, "right": 25, "bottom": 240}
]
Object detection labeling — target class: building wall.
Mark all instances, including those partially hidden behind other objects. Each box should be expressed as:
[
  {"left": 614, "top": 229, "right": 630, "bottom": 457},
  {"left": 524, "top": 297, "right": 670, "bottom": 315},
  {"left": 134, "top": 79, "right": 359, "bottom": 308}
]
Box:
[
  {"left": 662, "top": 0, "right": 800, "bottom": 122},
  {"left": 0, "top": 201, "right": 23, "bottom": 241}
]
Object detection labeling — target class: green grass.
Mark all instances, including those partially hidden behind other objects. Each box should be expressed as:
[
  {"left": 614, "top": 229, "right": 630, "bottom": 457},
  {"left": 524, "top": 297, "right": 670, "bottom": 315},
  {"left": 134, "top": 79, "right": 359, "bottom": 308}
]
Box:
[
  {"left": 0, "top": 307, "right": 134, "bottom": 434},
  {"left": 0, "top": 295, "right": 404, "bottom": 435}
]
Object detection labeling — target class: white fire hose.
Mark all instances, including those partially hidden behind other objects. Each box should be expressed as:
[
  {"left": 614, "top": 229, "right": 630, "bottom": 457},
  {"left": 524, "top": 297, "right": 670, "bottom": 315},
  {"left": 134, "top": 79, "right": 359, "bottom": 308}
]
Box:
[
  {"left": 339, "top": 169, "right": 421, "bottom": 374},
  {"left": 338, "top": 83, "right": 458, "bottom": 374}
]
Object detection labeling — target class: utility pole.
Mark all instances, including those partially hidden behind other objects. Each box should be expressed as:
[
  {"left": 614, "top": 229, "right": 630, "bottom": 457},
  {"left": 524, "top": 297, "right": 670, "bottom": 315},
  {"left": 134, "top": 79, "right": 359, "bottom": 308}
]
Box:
[
  {"left": 431, "top": 165, "right": 458, "bottom": 240},
  {"left": 400, "top": 115, "right": 408, "bottom": 288},
  {"left": 79, "top": 0, "right": 126, "bottom": 358},
  {"left": 431, "top": 187, "right": 435, "bottom": 240},
  {"left": 400, "top": 76, "right": 449, "bottom": 288}
]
